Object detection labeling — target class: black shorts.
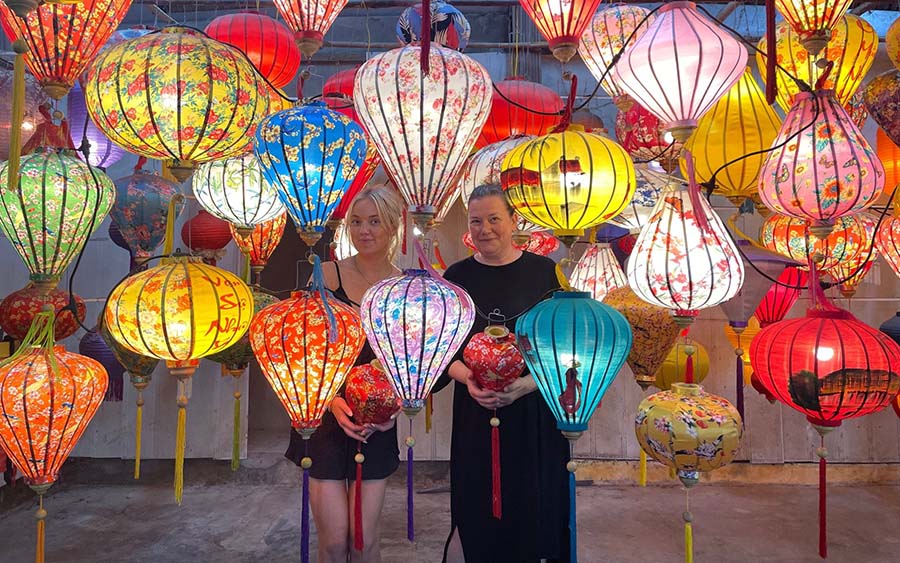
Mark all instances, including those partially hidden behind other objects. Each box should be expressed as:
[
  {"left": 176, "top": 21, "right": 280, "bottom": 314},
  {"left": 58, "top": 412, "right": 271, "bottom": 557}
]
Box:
[{"left": 284, "top": 410, "right": 400, "bottom": 481}]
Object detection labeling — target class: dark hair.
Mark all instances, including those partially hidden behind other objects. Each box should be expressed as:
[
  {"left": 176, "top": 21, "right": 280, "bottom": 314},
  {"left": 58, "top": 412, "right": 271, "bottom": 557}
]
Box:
[{"left": 468, "top": 184, "right": 515, "bottom": 216}]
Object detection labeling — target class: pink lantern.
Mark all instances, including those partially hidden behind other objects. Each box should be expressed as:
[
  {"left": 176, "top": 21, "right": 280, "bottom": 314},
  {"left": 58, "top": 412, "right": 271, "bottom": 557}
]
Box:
[
  {"left": 755, "top": 266, "right": 808, "bottom": 328},
  {"left": 570, "top": 242, "right": 626, "bottom": 302},
  {"left": 610, "top": 1, "right": 747, "bottom": 143},
  {"left": 352, "top": 45, "right": 491, "bottom": 231},
  {"left": 758, "top": 90, "right": 883, "bottom": 237}
]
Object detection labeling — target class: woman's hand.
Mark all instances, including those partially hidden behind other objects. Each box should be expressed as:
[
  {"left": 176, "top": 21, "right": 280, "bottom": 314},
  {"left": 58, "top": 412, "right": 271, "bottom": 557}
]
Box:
[
  {"left": 364, "top": 411, "right": 399, "bottom": 434},
  {"left": 466, "top": 374, "right": 500, "bottom": 410},
  {"left": 494, "top": 375, "right": 537, "bottom": 408},
  {"left": 331, "top": 397, "right": 369, "bottom": 442}
]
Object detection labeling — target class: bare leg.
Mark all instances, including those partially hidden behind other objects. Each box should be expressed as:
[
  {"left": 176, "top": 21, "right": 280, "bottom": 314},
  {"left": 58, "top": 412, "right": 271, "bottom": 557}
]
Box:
[
  {"left": 348, "top": 478, "right": 389, "bottom": 563},
  {"left": 445, "top": 527, "right": 465, "bottom": 563},
  {"left": 310, "top": 478, "right": 350, "bottom": 563}
]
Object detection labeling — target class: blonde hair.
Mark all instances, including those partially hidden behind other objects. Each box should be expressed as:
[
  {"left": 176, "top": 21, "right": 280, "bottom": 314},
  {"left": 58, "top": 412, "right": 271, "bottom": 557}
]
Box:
[{"left": 346, "top": 183, "right": 405, "bottom": 261}]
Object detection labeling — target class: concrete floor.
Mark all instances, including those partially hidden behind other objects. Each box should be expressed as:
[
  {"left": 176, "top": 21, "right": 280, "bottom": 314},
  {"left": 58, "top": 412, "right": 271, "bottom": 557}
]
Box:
[{"left": 2, "top": 457, "right": 900, "bottom": 562}]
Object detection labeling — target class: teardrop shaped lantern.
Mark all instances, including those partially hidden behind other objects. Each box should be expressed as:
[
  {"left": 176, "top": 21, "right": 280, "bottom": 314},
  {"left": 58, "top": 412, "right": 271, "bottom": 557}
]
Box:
[
  {"left": 83, "top": 26, "right": 270, "bottom": 181},
  {"left": 517, "top": 0, "right": 603, "bottom": 63},
  {"left": 680, "top": 69, "right": 782, "bottom": 205},
  {"left": 755, "top": 266, "right": 808, "bottom": 328},
  {"left": 614, "top": 102, "right": 683, "bottom": 174},
  {"left": 273, "top": 0, "right": 349, "bottom": 58},
  {"left": 500, "top": 126, "right": 636, "bottom": 245},
  {"left": 397, "top": 0, "right": 471, "bottom": 51},
  {"left": 67, "top": 83, "right": 124, "bottom": 169},
  {"left": 0, "top": 0, "right": 132, "bottom": 99},
  {"left": 828, "top": 250, "right": 876, "bottom": 299},
  {"left": 194, "top": 153, "right": 286, "bottom": 236},
  {"left": 607, "top": 163, "right": 671, "bottom": 234},
  {"left": 231, "top": 212, "right": 288, "bottom": 285},
  {"left": 875, "top": 213, "right": 900, "bottom": 280},
  {"left": 476, "top": 77, "right": 562, "bottom": 148},
  {"left": 255, "top": 100, "right": 367, "bottom": 247},
  {"left": 758, "top": 89, "right": 883, "bottom": 236},
  {"left": 756, "top": 16, "right": 877, "bottom": 114},
  {"left": 577, "top": 5, "right": 655, "bottom": 111},
  {"left": 353, "top": 45, "right": 492, "bottom": 231},
  {"left": 610, "top": 1, "right": 747, "bottom": 143},
  {"left": 774, "top": 0, "right": 853, "bottom": 55},
  {"left": 760, "top": 213, "right": 874, "bottom": 272},
  {"left": 570, "top": 241, "right": 627, "bottom": 302},
  {"left": 110, "top": 169, "right": 184, "bottom": 265},
  {"left": 0, "top": 148, "right": 115, "bottom": 293}
]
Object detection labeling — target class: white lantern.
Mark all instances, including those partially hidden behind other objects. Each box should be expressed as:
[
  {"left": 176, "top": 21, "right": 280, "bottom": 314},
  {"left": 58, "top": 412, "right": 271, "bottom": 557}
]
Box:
[{"left": 194, "top": 154, "right": 285, "bottom": 235}]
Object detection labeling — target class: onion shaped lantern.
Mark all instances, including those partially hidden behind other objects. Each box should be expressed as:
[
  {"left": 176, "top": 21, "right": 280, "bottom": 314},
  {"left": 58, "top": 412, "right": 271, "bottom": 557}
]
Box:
[
  {"left": 577, "top": 5, "right": 655, "bottom": 111},
  {"left": 614, "top": 102, "right": 682, "bottom": 174},
  {"left": 760, "top": 212, "right": 874, "bottom": 272},
  {"left": 83, "top": 26, "right": 271, "bottom": 182},
  {"left": 110, "top": 168, "right": 184, "bottom": 266},
  {"left": 500, "top": 126, "right": 636, "bottom": 245},
  {"left": 517, "top": 0, "right": 603, "bottom": 63},
  {"left": 0, "top": 286, "right": 85, "bottom": 341},
  {"left": 828, "top": 251, "right": 876, "bottom": 299},
  {"left": 774, "top": 0, "right": 853, "bottom": 55},
  {"left": 254, "top": 101, "right": 367, "bottom": 247},
  {"left": 610, "top": 1, "right": 747, "bottom": 143},
  {"left": 570, "top": 242, "right": 626, "bottom": 302},
  {"left": 0, "top": 0, "right": 131, "bottom": 99},
  {"left": 516, "top": 291, "right": 632, "bottom": 561},
  {"left": 204, "top": 11, "right": 301, "bottom": 89},
  {"left": 194, "top": 153, "right": 285, "bottom": 236},
  {"left": 607, "top": 163, "right": 671, "bottom": 234},
  {"left": 476, "top": 77, "right": 562, "bottom": 148},
  {"left": 273, "top": 0, "right": 349, "bottom": 58},
  {"left": 755, "top": 266, "right": 807, "bottom": 328},
  {"left": 104, "top": 255, "right": 254, "bottom": 504},
  {"left": 231, "top": 212, "right": 288, "bottom": 285},
  {"left": 67, "top": 83, "right": 124, "bottom": 169},
  {"left": 0, "top": 148, "right": 115, "bottom": 293},
  {"left": 353, "top": 45, "right": 492, "bottom": 231},
  {"left": 397, "top": 0, "right": 470, "bottom": 51},
  {"left": 758, "top": 89, "right": 883, "bottom": 236}
]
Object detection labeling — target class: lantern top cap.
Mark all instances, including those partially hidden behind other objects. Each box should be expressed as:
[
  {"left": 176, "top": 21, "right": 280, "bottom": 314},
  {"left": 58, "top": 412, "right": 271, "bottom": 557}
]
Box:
[
  {"left": 806, "top": 308, "right": 854, "bottom": 320},
  {"left": 671, "top": 382, "right": 701, "bottom": 396},
  {"left": 659, "top": 1, "right": 697, "bottom": 13},
  {"left": 402, "top": 268, "right": 429, "bottom": 277},
  {"left": 546, "top": 124, "right": 585, "bottom": 135},
  {"left": 553, "top": 291, "right": 591, "bottom": 299}
]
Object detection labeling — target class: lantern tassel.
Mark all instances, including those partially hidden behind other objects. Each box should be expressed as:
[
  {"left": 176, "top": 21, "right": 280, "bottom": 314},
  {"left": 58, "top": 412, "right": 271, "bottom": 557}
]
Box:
[
  {"left": 764, "top": 0, "right": 776, "bottom": 104},
  {"left": 407, "top": 419, "right": 415, "bottom": 542},
  {"left": 735, "top": 341, "right": 745, "bottom": 423},
  {"left": 685, "top": 349, "right": 695, "bottom": 385},
  {"left": 420, "top": 0, "right": 431, "bottom": 74},
  {"left": 491, "top": 413, "right": 502, "bottom": 519},
  {"left": 232, "top": 391, "right": 241, "bottom": 472},
  {"left": 7, "top": 39, "right": 27, "bottom": 194},
  {"left": 818, "top": 442, "right": 828, "bottom": 559},
  {"left": 175, "top": 402, "right": 186, "bottom": 505},
  {"left": 354, "top": 443, "right": 364, "bottom": 552},
  {"left": 425, "top": 394, "right": 432, "bottom": 433},
  {"left": 311, "top": 256, "right": 338, "bottom": 343},
  {"left": 684, "top": 511, "right": 693, "bottom": 563},
  {"left": 134, "top": 390, "right": 143, "bottom": 480},
  {"left": 162, "top": 193, "right": 184, "bottom": 259},
  {"left": 35, "top": 495, "right": 46, "bottom": 563},
  {"left": 683, "top": 150, "right": 712, "bottom": 234},
  {"left": 568, "top": 459, "right": 577, "bottom": 563},
  {"left": 301, "top": 464, "right": 310, "bottom": 563},
  {"left": 638, "top": 449, "right": 647, "bottom": 487},
  {"left": 552, "top": 74, "right": 578, "bottom": 134}
]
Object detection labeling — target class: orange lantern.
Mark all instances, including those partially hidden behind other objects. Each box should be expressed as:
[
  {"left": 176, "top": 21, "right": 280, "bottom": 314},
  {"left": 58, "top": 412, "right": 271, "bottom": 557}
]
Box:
[
  {"left": 273, "top": 0, "right": 349, "bottom": 57},
  {"left": 518, "top": 0, "right": 603, "bottom": 63},
  {"left": 877, "top": 128, "right": 900, "bottom": 199},
  {"left": 230, "top": 212, "right": 288, "bottom": 286},
  {"left": 774, "top": 0, "right": 852, "bottom": 55},
  {"left": 760, "top": 213, "right": 873, "bottom": 272},
  {"left": 0, "top": 311, "right": 107, "bottom": 561}
]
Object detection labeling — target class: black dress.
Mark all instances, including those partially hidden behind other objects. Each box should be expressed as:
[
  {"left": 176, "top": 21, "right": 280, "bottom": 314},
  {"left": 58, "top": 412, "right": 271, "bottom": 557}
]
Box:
[
  {"left": 284, "top": 264, "right": 400, "bottom": 480},
  {"left": 436, "top": 252, "right": 570, "bottom": 563}
]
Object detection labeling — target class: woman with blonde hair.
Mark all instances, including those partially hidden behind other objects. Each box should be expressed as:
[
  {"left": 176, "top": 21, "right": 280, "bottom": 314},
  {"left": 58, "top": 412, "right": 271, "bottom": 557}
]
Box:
[{"left": 285, "top": 183, "right": 405, "bottom": 563}]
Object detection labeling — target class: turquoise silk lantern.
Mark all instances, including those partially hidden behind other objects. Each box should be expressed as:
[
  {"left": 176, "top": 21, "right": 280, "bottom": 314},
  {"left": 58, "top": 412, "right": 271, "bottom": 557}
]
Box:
[
  {"left": 254, "top": 100, "right": 367, "bottom": 247},
  {"left": 515, "top": 291, "right": 632, "bottom": 563}
]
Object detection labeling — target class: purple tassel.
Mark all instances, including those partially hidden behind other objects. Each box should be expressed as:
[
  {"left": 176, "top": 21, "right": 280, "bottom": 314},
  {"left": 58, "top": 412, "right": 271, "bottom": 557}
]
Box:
[
  {"left": 104, "top": 375, "right": 124, "bottom": 402},
  {"left": 301, "top": 468, "right": 310, "bottom": 563},
  {"left": 736, "top": 354, "right": 745, "bottom": 423},
  {"left": 407, "top": 447, "right": 414, "bottom": 541}
]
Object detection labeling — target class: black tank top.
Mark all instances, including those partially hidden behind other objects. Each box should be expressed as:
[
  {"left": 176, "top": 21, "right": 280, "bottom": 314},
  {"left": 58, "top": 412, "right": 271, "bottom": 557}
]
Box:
[{"left": 333, "top": 262, "right": 375, "bottom": 365}]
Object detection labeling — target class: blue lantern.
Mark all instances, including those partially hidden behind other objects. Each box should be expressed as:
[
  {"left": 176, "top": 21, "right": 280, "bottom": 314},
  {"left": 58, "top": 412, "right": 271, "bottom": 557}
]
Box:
[
  {"left": 396, "top": 0, "right": 471, "bottom": 51},
  {"left": 515, "top": 291, "right": 632, "bottom": 563},
  {"left": 254, "top": 100, "right": 367, "bottom": 247}
]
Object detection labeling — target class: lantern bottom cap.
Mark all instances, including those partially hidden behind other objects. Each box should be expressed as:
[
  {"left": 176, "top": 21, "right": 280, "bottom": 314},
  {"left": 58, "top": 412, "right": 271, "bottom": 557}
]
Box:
[
  {"left": 549, "top": 43, "right": 577, "bottom": 64},
  {"left": 28, "top": 482, "right": 54, "bottom": 496},
  {"left": 801, "top": 32, "right": 829, "bottom": 57},
  {"left": 166, "top": 159, "right": 196, "bottom": 183},
  {"left": 41, "top": 80, "right": 70, "bottom": 101}
]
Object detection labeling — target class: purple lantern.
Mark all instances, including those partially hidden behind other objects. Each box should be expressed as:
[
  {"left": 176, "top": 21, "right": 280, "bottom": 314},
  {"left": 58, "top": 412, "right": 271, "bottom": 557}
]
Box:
[
  {"left": 79, "top": 328, "right": 125, "bottom": 401},
  {"left": 67, "top": 83, "right": 125, "bottom": 169}
]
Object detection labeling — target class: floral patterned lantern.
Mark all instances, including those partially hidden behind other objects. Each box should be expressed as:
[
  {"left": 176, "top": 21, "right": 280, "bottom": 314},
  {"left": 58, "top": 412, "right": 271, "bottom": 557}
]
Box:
[
  {"left": 845, "top": 90, "right": 868, "bottom": 129},
  {"left": 680, "top": 69, "right": 781, "bottom": 205},
  {"left": 0, "top": 0, "right": 131, "bottom": 99},
  {"left": 755, "top": 266, "right": 807, "bottom": 328},
  {"left": 828, "top": 251, "right": 876, "bottom": 299},
  {"left": 205, "top": 11, "right": 301, "bottom": 89},
  {"left": 110, "top": 168, "right": 184, "bottom": 266},
  {"left": 607, "top": 163, "right": 671, "bottom": 234},
  {"left": 760, "top": 213, "right": 873, "bottom": 272},
  {"left": 610, "top": 1, "right": 747, "bottom": 143},
  {"left": 570, "top": 242, "right": 626, "bottom": 302},
  {"left": 461, "top": 229, "right": 560, "bottom": 257},
  {"left": 577, "top": 5, "right": 655, "bottom": 111},
  {"left": 273, "top": 0, "right": 349, "bottom": 58},
  {"left": 774, "top": 0, "right": 853, "bottom": 55},
  {"left": 757, "top": 16, "right": 877, "bottom": 115},
  {"left": 181, "top": 209, "right": 232, "bottom": 266},
  {"left": 654, "top": 337, "right": 709, "bottom": 391},
  {"left": 0, "top": 67, "right": 46, "bottom": 161},
  {"left": 517, "top": 0, "right": 603, "bottom": 63},
  {"left": 516, "top": 291, "right": 632, "bottom": 561},
  {"left": 0, "top": 311, "right": 107, "bottom": 562},
  {"left": 758, "top": 89, "right": 883, "bottom": 236},
  {"left": 501, "top": 125, "right": 636, "bottom": 245},
  {"left": 83, "top": 26, "right": 270, "bottom": 182},
  {"left": 0, "top": 148, "right": 115, "bottom": 293},
  {"left": 397, "top": 0, "right": 470, "bottom": 51},
  {"left": 353, "top": 45, "right": 491, "bottom": 231},
  {"left": 105, "top": 256, "right": 253, "bottom": 504},
  {"left": 231, "top": 212, "right": 288, "bottom": 285},
  {"left": 66, "top": 83, "right": 124, "bottom": 169},
  {"left": 0, "top": 286, "right": 85, "bottom": 341},
  {"left": 476, "top": 77, "right": 562, "bottom": 148},
  {"left": 254, "top": 101, "right": 367, "bottom": 247},
  {"left": 864, "top": 70, "right": 900, "bottom": 150},
  {"left": 614, "top": 102, "right": 682, "bottom": 173}
]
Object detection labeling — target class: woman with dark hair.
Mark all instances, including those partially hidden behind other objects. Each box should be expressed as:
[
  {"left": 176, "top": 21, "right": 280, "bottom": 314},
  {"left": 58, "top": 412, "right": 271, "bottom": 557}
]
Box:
[{"left": 436, "top": 184, "right": 569, "bottom": 562}]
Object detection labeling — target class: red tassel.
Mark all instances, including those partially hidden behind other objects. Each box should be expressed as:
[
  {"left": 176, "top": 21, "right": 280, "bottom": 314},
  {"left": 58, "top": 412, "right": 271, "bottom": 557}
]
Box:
[
  {"left": 819, "top": 451, "right": 827, "bottom": 558},
  {"left": 491, "top": 416, "right": 502, "bottom": 519},
  {"left": 420, "top": 0, "right": 431, "bottom": 74},
  {"left": 765, "top": 0, "right": 776, "bottom": 104},
  {"left": 685, "top": 351, "right": 694, "bottom": 385},
  {"left": 354, "top": 444, "right": 364, "bottom": 552}
]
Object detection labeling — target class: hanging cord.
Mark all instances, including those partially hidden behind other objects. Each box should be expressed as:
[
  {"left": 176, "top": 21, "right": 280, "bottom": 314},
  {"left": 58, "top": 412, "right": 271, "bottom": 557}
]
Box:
[
  {"left": 310, "top": 255, "right": 337, "bottom": 343},
  {"left": 764, "top": 0, "right": 776, "bottom": 104},
  {"left": 420, "top": 0, "right": 431, "bottom": 74},
  {"left": 551, "top": 74, "right": 578, "bottom": 133},
  {"left": 817, "top": 435, "right": 828, "bottom": 558}
]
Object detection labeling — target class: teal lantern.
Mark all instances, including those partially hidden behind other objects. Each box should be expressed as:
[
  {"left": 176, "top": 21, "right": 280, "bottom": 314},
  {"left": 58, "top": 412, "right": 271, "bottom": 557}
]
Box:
[
  {"left": 515, "top": 291, "right": 632, "bottom": 563},
  {"left": 110, "top": 168, "right": 184, "bottom": 267},
  {"left": 254, "top": 100, "right": 367, "bottom": 247}
]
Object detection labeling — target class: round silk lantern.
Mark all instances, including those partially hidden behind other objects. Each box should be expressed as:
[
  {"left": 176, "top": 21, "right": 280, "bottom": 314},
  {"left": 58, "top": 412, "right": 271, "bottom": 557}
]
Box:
[
  {"left": 610, "top": 1, "right": 747, "bottom": 143},
  {"left": 516, "top": 291, "right": 632, "bottom": 561},
  {"left": 0, "top": 286, "right": 85, "bottom": 341},
  {"left": 0, "top": 148, "right": 115, "bottom": 293},
  {"left": 397, "top": 0, "right": 470, "bottom": 51},
  {"left": 181, "top": 209, "right": 232, "bottom": 266},
  {"left": 570, "top": 242, "right": 626, "bottom": 302},
  {"left": 655, "top": 338, "right": 709, "bottom": 391},
  {"left": 758, "top": 16, "right": 876, "bottom": 115},
  {"left": 79, "top": 328, "right": 125, "bottom": 402},
  {"left": 476, "top": 77, "right": 562, "bottom": 148},
  {"left": 517, "top": 0, "right": 603, "bottom": 63},
  {"left": 110, "top": 169, "right": 184, "bottom": 265},
  {"left": 231, "top": 212, "right": 288, "bottom": 285},
  {"left": 774, "top": 0, "right": 853, "bottom": 55},
  {"left": 760, "top": 213, "right": 872, "bottom": 272},
  {"left": 607, "top": 163, "right": 671, "bottom": 233},
  {"left": 322, "top": 66, "right": 362, "bottom": 123},
  {"left": 577, "top": 5, "right": 656, "bottom": 111},
  {"left": 0, "top": 68, "right": 46, "bottom": 161},
  {"left": 83, "top": 26, "right": 270, "bottom": 181},
  {"left": 353, "top": 45, "right": 492, "bottom": 231},
  {"left": 0, "top": 0, "right": 131, "bottom": 99},
  {"left": 864, "top": 70, "right": 900, "bottom": 150},
  {"left": 204, "top": 11, "right": 301, "bottom": 89},
  {"left": 273, "top": 0, "right": 348, "bottom": 57},
  {"left": 614, "top": 102, "right": 682, "bottom": 173},
  {"left": 0, "top": 311, "right": 107, "bottom": 562},
  {"left": 255, "top": 101, "right": 367, "bottom": 246},
  {"left": 877, "top": 129, "right": 900, "bottom": 197},
  {"left": 758, "top": 89, "right": 883, "bottom": 236},
  {"left": 66, "top": 83, "right": 124, "bottom": 169},
  {"left": 105, "top": 256, "right": 254, "bottom": 504},
  {"left": 756, "top": 266, "right": 808, "bottom": 328},
  {"left": 501, "top": 126, "right": 636, "bottom": 245},
  {"left": 680, "top": 69, "right": 781, "bottom": 204},
  {"left": 194, "top": 154, "right": 285, "bottom": 236}
]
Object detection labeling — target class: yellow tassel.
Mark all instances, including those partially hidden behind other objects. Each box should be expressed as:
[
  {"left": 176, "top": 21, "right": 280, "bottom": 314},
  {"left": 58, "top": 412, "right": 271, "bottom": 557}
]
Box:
[
  {"left": 242, "top": 253, "right": 251, "bottom": 284},
  {"left": 232, "top": 392, "right": 241, "bottom": 472},
  {"left": 669, "top": 466, "right": 677, "bottom": 480},
  {"left": 684, "top": 519, "right": 693, "bottom": 563},
  {"left": 7, "top": 39, "right": 27, "bottom": 193},
  {"left": 555, "top": 263, "right": 573, "bottom": 291},
  {"left": 425, "top": 393, "right": 432, "bottom": 433},
  {"left": 35, "top": 496, "right": 46, "bottom": 563},
  {"left": 134, "top": 395, "right": 143, "bottom": 480},
  {"left": 175, "top": 404, "right": 186, "bottom": 505},
  {"left": 639, "top": 449, "right": 647, "bottom": 487},
  {"left": 161, "top": 160, "right": 177, "bottom": 183}
]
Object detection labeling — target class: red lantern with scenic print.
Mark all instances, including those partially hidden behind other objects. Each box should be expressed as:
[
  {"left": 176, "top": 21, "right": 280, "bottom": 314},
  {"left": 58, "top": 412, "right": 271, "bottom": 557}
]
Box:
[{"left": 476, "top": 77, "right": 562, "bottom": 148}]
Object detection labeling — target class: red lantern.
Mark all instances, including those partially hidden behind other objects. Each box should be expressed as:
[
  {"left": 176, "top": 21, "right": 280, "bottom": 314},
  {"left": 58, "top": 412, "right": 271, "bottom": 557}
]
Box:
[
  {"left": 518, "top": 0, "right": 603, "bottom": 63},
  {"left": 755, "top": 266, "right": 808, "bottom": 328},
  {"left": 0, "top": 286, "right": 85, "bottom": 341},
  {"left": 615, "top": 102, "right": 682, "bottom": 173},
  {"left": 230, "top": 212, "right": 287, "bottom": 285},
  {"left": 205, "top": 11, "right": 301, "bottom": 89},
  {"left": 476, "top": 76, "right": 562, "bottom": 148},
  {"left": 273, "top": 0, "right": 348, "bottom": 58},
  {"left": 461, "top": 230, "right": 559, "bottom": 257},
  {"left": 181, "top": 209, "right": 232, "bottom": 266}
]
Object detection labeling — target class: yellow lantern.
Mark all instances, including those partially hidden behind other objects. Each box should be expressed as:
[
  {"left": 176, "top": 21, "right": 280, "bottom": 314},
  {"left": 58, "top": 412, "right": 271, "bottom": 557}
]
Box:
[
  {"left": 724, "top": 316, "right": 760, "bottom": 375},
  {"left": 756, "top": 15, "right": 876, "bottom": 114},
  {"left": 82, "top": 27, "right": 270, "bottom": 182},
  {"left": 104, "top": 256, "right": 253, "bottom": 504},
  {"left": 888, "top": 17, "right": 900, "bottom": 70},
  {"left": 680, "top": 69, "right": 781, "bottom": 205},
  {"left": 655, "top": 337, "right": 709, "bottom": 391},
  {"left": 500, "top": 125, "right": 635, "bottom": 245}
]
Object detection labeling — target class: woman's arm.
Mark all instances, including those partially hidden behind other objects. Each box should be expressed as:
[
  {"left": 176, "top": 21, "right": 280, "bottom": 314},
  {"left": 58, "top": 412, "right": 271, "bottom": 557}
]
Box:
[{"left": 448, "top": 359, "right": 501, "bottom": 410}]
